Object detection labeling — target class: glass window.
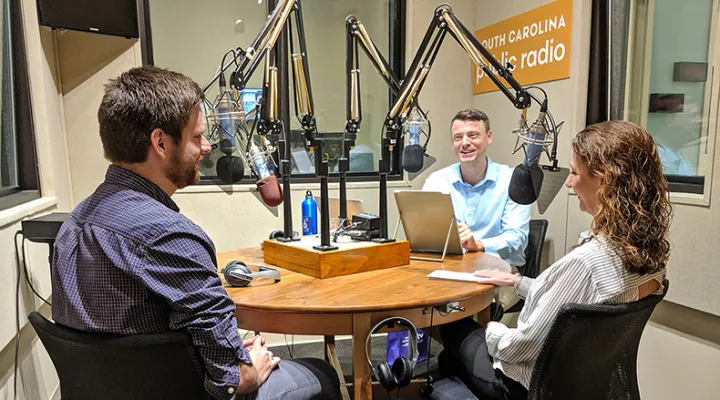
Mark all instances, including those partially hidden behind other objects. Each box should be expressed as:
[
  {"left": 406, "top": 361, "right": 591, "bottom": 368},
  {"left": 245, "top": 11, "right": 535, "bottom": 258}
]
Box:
[
  {"left": 147, "top": 0, "right": 404, "bottom": 183},
  {"left": 1, "top": 0, "right": 19, "bottom": 192},
  {"left": 0, "top": 0, "right": 39, "bottom": 209},
  {"left": 625, "top": 0, "right": 717, "bottom": 193}
]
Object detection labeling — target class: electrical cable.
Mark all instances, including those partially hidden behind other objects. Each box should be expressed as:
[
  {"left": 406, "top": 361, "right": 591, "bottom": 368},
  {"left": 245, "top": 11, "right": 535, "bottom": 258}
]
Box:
[{"left": 13, "top": 231, "right": 21, "bottom": 400}]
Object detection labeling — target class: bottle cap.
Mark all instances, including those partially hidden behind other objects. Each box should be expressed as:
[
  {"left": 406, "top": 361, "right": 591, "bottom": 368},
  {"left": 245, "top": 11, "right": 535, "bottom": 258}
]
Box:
[{"left": 306, "top": 190, "right": 312, "bottom": 197}]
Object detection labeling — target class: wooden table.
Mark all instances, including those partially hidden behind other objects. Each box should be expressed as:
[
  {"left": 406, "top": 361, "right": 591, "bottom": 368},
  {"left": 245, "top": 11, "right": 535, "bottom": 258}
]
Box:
[{"left": 218, "top": 247, "right": 507, "bottom": 400}]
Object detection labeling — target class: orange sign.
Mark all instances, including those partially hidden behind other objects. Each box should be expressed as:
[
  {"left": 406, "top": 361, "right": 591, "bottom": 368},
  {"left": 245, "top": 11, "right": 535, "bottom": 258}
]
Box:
[{"left": 473, "top": 0, "right": 573, "bottom": 95}]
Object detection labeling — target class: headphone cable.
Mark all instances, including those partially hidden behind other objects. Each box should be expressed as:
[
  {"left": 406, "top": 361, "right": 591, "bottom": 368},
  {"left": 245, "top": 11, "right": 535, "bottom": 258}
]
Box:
[
  {"left": 418, "top": 307, "right": 436, "bottom": 399},
  {"left": 427, "top": 307, "right": 434, "bottom": 378}
]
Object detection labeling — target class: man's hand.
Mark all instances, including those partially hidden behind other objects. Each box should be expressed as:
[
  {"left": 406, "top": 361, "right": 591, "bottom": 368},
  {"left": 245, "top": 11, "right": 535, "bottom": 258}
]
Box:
[
  {"left": 243, "top": 335, "right": 265, "bottom": 350},
  {"left": 458, "top": 223, "right": 485, "bottom": 252},
  {"left": 237, "top": 336, "right": 280, "bottom": 394},
  {"left": 473, "top": 269, "right": 516, "bottom": 287}
]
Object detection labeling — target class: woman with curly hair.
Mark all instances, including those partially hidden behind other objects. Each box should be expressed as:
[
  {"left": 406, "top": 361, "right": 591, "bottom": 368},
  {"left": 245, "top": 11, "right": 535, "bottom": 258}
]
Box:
[{"left": 435, "top": 120, "right": 673, "bottom": 400}]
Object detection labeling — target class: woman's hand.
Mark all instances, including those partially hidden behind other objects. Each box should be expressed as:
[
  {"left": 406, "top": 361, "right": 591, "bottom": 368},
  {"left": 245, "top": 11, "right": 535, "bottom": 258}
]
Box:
[{"left": 473, "top": 269, "right": 516, "bottom": 287}]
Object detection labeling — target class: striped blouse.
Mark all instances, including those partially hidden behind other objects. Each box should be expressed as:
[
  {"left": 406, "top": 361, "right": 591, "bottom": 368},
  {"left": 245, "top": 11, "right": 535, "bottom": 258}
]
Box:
[{"left": 485, "top": 235, "right": 666, "bottom": 388}]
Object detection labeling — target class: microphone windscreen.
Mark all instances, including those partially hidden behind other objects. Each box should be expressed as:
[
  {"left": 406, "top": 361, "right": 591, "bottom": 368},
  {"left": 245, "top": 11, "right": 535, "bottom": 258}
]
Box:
[
  {"left": 216, "top": 155, "right": 245, "bottom": 184},
  {"left": 402, "top": 144, "right": 425, "bottom": 173},
  {"left": 257, "top": 175, "right": 283, "bottom": 207},
  {"left": 509, "top": 163, "right": 544, "bottom": 205}
]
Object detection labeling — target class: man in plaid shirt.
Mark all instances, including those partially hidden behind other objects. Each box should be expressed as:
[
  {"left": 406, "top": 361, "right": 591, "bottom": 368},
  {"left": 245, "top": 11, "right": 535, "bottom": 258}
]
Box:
[{"left": 52, "top": 66, "right": 339, "bottom": 400}]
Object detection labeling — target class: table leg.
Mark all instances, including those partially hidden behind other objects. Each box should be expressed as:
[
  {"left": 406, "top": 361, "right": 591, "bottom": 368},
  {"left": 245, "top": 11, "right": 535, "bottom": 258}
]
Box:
[
  {"left": 353, "top": 313, "right": 373, "bottom": 400},
  {"left": 325, "top": 336, "right": 351, "bottom": 400},
  {"left": 476, "top": 304, "right": 491, "bottom": 328}
]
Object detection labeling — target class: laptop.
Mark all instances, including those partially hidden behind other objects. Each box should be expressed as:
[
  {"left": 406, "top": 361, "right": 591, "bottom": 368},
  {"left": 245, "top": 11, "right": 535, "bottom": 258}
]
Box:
[
  {"left": 315, "top": 196, "right": 365, "bottom": 221},
  {"left": 393, "top": 190, "right": 464, "bottom": 262}
]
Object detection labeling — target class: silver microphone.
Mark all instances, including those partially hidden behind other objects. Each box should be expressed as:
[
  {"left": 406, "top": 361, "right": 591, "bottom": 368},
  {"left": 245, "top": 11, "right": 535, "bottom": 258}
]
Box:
[
  {"left": 215, "top": 75, "right": 241, "bottom": 155},
  {"left": 401, "top": 107, "right": 428, "bottom": 173},
  {"left": 209, "top": 74, "right": 247, "bottom": 184},
  {"left": 509, "top": 99, "right": 568, "bottom": 214},
  {"left": 513, "top": 108, "right": 553, "bottom": 166},
  {"left": 249, "top": 140, "right": 276, "bottom": 180},
  {"left": 248, "top": 139, "right": 282, "bottom": 207}
]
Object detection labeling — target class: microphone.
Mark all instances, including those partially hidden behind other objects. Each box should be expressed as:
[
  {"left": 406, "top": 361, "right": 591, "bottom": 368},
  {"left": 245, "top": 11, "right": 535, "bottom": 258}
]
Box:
[
  {"left": 216, "top": 155, "right": 245, "bottom": 185},
  {"left": 216, "top": 73, "right": 238, "bottom": 155},
  {"left": 214, "top": 73, "right": 245, "bottom": 184},
  {"left": 509, "top": 100, "right": 548, "bottom": 205},
  {"left": 401, "top": 108, "right": 427, "bottom": 173},
  {"left": 249, "top": 140, "right": 283, "bottom": 207}
]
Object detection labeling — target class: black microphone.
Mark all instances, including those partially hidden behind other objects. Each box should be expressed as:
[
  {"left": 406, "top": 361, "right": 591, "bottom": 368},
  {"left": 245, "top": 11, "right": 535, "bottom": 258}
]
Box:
[
  {"left": 216, "top": 155, "right": 245, "bottom": 185},
  {"left": 401, "top": 109, "right": 426, "bottom": 173},
  {"left": 509, "top": 101, "right": 548, "bottom": 205}
]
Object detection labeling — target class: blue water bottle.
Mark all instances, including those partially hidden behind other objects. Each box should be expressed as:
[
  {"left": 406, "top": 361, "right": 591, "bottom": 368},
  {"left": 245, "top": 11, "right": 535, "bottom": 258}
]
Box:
[{"left": 302, "top": 190, "right": 318, "bottom": 235}]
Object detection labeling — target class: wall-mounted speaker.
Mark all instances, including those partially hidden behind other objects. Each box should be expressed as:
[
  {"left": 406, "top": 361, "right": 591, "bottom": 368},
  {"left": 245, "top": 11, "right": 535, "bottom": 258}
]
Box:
[{"left": 37, "top": 0, "right": 139, "bottom": 39}]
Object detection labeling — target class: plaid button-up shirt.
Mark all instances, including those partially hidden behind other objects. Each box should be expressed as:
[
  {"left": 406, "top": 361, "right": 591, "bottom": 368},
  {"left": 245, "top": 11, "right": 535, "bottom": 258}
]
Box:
[{"left": 52, "top": 165, "right": 250, "bottom": 399}]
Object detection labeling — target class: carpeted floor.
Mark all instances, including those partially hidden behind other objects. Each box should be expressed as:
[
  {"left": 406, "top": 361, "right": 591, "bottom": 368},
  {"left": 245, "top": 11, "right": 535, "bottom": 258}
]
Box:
[{"left": 269, "top": 334, "right": 444, "bottom": 399}]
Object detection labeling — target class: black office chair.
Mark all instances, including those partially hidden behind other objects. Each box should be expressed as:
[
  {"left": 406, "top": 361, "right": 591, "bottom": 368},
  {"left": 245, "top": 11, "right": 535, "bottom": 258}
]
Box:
[
  {"left": 28, "top": 312, "right": 209, "bottom": 400},
  {"left": 430, "top": 280, "right": 669, "bottom": 400},
  {"left": 527, "top": 280, "right": 669, "bottom": 399},
  {"left": 505, "top": 219, "right": 549, "bottom": 314}
]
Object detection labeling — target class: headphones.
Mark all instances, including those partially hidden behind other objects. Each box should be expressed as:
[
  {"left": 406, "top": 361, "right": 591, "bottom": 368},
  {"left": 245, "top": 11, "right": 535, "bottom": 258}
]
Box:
[
  {"left": 365, "top": 317, "right": 419, "bottom": 392},
  {"left": 220, "top": 260, "right": 281, "bottom": 287},
  {"left": 268, "top": 230, "right": 299, "bottom": 240}
]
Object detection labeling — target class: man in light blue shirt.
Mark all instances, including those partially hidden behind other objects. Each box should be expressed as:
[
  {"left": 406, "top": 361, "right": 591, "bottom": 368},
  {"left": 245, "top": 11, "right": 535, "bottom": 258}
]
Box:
[
  {"left": 423, "top": 109, "right": 530, "bottom": 265},
  {"left": 423, "top": 109, "right": 530, "bottom": 313}
]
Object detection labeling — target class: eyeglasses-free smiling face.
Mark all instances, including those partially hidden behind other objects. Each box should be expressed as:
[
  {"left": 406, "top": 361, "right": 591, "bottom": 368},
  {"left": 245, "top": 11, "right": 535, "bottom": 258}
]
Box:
[
  {"left": 565, "top": 151, "right": 603, "bottom": 215},
  {"left": 451, "top": 119, "right": 492, "bottom": 164}
]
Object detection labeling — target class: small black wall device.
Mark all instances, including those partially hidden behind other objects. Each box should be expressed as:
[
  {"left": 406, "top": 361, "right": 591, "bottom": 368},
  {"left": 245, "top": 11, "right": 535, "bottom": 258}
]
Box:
[{"left": 37, "top": 0, "right": 139, "bottom": 38}]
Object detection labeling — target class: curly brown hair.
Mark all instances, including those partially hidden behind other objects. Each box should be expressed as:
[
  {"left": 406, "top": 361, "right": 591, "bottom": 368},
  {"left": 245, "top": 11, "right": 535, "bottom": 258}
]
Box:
[{"left": 572, "top": 120, "right": 672, "bottom": 275}]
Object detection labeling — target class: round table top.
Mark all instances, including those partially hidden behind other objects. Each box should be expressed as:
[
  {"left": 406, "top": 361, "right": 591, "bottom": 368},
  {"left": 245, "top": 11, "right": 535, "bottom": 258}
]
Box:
[{"left": 218, "top": 247, "right": 507, "bottom": 313}]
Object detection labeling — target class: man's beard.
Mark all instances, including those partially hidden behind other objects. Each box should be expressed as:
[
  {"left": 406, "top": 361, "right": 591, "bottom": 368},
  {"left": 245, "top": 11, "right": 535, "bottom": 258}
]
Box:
[{"left": 166, "top": 149, "right": 200, "bottom": 189}]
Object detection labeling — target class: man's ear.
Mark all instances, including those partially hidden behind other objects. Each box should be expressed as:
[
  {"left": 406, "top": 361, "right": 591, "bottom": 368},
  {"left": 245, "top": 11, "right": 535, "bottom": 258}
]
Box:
[
  {"left": 487, "top": 129, "right": 493, "bottom": 144},
  {"left": 149, "top": 128, "right": 169, "bottom": 160}
]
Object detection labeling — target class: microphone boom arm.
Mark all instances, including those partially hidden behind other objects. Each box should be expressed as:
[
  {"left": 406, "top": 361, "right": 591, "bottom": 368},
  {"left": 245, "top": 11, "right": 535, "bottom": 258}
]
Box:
[
  {"left": 202, "top": 0, "right": 329, "bottom": 246},
  {"left": 346, "top": 4, "right": 560, "bottom": 241}
]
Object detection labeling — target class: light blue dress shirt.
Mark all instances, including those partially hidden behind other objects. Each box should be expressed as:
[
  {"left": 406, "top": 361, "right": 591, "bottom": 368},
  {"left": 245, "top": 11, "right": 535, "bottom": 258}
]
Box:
[{"left": 422, "top": 157, "right": 531, "bottom": 266}]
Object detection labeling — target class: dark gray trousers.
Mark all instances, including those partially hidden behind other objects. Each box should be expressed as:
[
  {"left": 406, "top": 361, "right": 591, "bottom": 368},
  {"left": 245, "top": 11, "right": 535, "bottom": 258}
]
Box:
[{"left": 238, "top": 358, "right": 340, "bottom": 400}]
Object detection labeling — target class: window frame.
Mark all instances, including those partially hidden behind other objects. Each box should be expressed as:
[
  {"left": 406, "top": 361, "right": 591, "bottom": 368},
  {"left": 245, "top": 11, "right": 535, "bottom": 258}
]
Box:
[
  {"left": 0, "top": 0, "right": 40, "bottom": 211},
  {"left": 139, "top": 0, "right": 407, "bottom": 186},
  {"left": 624, "top": 0, "right": 719, "bottom": 200},
  {"left": 588, "top": 0, "right": 720, "bottom": 201}
]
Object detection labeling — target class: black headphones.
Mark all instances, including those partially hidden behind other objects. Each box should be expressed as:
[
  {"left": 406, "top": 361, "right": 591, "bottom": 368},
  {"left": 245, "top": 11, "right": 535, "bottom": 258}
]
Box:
[
  {"left": 365, "top": 317, "right": 419, "bottom": 392},
  {"left": 220, "top": 261, "right": 281, "bottom": 287},
  {"left": 268, "top": 230, "right": 299, "bottom": 240}
]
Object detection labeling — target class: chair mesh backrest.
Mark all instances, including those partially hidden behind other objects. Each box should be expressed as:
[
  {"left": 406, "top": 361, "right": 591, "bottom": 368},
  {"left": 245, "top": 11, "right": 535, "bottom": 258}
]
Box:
[
  {"left": 521, "top": 219, "right": 549, "bottom": 278},
  {"left": 527, "top": 280, "right": 669, "bottom": 400},
  {"left": 28, "top": 312, "right": 208, "bottom": 400}
]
